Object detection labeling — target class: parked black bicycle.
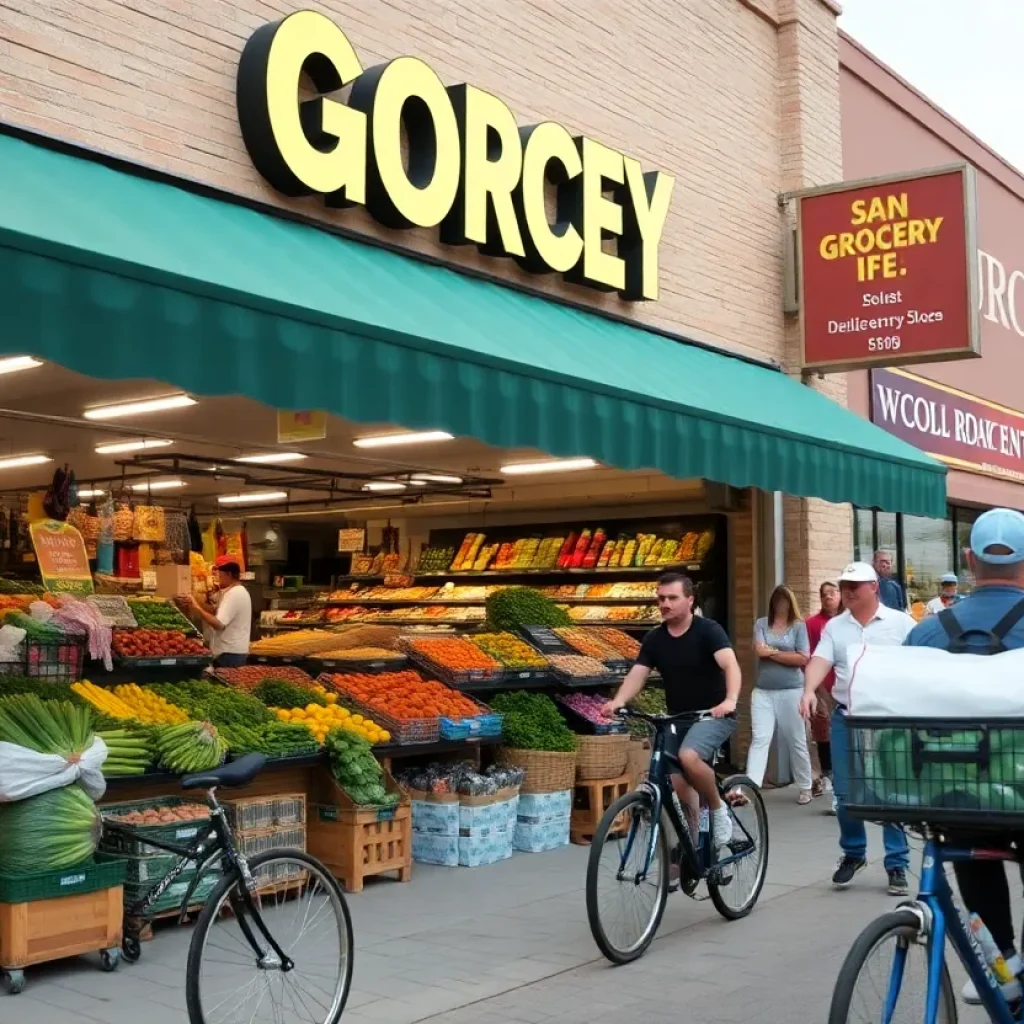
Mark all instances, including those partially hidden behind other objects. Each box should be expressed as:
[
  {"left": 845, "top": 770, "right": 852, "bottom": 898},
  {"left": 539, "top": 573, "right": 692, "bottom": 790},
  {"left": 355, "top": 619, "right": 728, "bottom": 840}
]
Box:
[
  {"left": 585, "top": 709, "right": 769, "bottom": 964},
  {"left": 102, "top": 753, "right": 353, "bottom": 1024}
]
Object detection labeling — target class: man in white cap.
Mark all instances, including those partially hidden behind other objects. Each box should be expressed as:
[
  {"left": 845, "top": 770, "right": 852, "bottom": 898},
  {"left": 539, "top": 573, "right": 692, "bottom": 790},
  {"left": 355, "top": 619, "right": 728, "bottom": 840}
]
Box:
[
  {"left": 799, "top": 560, "right": 917, "bottom": 894},
  {"left": 905, "top": 508, "right": 1024, "bottom": 1006},
  {"left": 925, "top": 572, "right": 961, "bottom": 616}
]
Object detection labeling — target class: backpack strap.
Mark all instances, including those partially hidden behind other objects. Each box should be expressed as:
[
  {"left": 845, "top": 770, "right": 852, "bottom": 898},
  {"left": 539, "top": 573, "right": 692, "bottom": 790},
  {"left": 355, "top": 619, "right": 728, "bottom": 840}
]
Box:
[
  {"left": 991, "top": 596, "right": 1024, "bottom": 641},
  {"left": 936, "top": 607, "right": 963, "bottom": 643}
]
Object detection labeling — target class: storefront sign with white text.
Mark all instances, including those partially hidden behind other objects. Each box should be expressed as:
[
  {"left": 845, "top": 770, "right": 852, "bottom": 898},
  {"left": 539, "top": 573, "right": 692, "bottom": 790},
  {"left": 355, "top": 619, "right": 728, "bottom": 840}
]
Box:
[{"left": 236, "top": 10, "right": 674, "bottom": 300}]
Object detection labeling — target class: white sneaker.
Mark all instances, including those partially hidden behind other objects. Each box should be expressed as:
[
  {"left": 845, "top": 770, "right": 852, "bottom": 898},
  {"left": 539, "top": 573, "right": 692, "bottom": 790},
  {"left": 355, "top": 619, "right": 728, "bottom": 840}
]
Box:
[
  {"left": 962, "top": 953, "right": 1022, "bottom": 1005},
  {"left": 712, "top": 806, "right": 733, "bottom": 851},
  {"left": 827, "top": 794, "right": 838, "bottom": 816}
]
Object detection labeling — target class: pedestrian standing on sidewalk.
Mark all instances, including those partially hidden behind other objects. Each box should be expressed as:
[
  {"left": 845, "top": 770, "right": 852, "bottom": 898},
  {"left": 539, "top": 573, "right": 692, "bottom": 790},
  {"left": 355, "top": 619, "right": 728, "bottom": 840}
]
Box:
[
  {"left": 745, "top": 585, "right": 813, "bottom": 803},
  {"left": 799, "top": 562, "right": 916, "bottom": 895},
  {"left": 874, "top": 550, "right": 908, "bottom": 611},
  {"left": 805, "top": 581, "right": 840, "bottom": 809}
]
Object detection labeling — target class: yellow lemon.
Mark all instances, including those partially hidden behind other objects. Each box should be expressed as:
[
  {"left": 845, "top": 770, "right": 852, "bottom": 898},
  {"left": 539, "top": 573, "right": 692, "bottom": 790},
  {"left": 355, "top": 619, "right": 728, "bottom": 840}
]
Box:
[
  {"left": 277, "top": 709, "right": 291, "bottom": 721},
  {"left": 379, "top": 730, "right": 391, "bottom": 743},
  {"left": 351, "top": 714, "right": 364, "bottom": 725},
  {"left": 324, "top": 693, "right": 338, "bottom": 704},
  {"left": 337, "top": 707, "right": 350, "bottom": 719}
]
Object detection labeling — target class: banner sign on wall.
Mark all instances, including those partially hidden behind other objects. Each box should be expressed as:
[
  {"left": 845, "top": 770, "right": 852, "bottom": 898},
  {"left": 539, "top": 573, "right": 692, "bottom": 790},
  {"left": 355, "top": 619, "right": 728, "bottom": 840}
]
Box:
[
  {"left": 29, "top": 519, "right": 94, "bottom": 595},
  {"left": 870, "top": 367, "right": 1024, "bottom": 483},
  {"left": 797, "top": 165, "right": 981, "bottom": 372}
]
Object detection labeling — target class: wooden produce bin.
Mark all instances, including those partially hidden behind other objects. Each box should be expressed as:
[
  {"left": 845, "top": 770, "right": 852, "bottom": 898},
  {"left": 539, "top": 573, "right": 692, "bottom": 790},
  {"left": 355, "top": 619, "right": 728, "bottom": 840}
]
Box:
[
  {"left": 306, "top": 768, "right": 412, "bottom": 894},
  {"left": 0, "top": 855, "right": 126, "bottom": 994}
]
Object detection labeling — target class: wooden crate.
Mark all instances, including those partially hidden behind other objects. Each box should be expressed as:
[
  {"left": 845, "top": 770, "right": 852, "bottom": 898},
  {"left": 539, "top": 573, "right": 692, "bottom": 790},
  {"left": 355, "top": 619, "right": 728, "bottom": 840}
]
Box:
[
  {"left": 0, "top": 885, "right": 123, "bottom": 970},
  {"left": 570, "top": 774, "right": 632, "bottom": 846},
  {"left": 306, "top": 769, "right": 411, "bottom": 894}
]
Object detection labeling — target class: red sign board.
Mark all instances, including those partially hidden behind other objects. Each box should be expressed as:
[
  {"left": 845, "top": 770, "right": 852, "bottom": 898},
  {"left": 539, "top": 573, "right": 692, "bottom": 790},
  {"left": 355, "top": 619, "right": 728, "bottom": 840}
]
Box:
[
  {"left": 870, "top": 367, "right": 1024, "bottom": 483},
  {"left": 797, "top": 165, "right": 981, "bottom": 372}
]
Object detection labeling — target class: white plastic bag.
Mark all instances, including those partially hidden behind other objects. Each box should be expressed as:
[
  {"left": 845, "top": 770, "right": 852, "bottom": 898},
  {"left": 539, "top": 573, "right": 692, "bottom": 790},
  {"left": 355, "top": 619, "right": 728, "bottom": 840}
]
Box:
[
  {"left": 0, "top": 735, "right": 108, "bottom": 803},
  {"left": 847, "top": 642, "right": 1024, "bottom": 718}
]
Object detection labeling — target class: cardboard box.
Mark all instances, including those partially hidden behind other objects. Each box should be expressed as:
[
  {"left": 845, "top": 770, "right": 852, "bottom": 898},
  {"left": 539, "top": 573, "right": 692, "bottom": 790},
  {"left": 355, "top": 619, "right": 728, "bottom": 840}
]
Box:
[{"left": 153, "top": 564, "right": 192, "bottom": 598}]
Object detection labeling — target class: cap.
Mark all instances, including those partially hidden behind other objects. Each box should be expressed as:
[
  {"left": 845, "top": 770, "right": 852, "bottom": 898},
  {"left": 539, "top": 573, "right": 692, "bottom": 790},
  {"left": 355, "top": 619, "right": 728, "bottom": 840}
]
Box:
[
  {"left": 213, "top": 554, "right": 241, "bottom": 571},
  {"left": 940, "top": 572, "right": 959, "bottom": 584},
  {"left": 970, "top": 508, "right": 1024, "bottom": 565},
  {"left": 839, "top": 561, "right": 878, "bottom": 583}
]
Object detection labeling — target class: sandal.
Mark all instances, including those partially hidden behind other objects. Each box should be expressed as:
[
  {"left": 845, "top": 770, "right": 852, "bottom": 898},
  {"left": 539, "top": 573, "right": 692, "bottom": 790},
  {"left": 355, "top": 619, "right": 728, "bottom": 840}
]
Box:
[{"left": 797, "top": 790, "right": 812, "bottom": 805}]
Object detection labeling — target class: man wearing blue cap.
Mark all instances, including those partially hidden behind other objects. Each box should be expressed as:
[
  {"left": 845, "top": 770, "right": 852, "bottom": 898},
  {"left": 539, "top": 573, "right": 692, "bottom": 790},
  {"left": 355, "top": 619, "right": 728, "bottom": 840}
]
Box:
[
  {"left": 906, "top": 507, "right": 1024, "bottom": 1006},
  {"left": 924, "top": 571, "right": 961, "bottom": 616}
]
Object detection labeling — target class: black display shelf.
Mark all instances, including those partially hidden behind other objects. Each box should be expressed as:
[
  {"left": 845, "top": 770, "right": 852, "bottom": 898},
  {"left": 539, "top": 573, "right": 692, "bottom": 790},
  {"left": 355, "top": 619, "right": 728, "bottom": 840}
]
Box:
[{"left": 317, "top": 597, "right": 657, "bottom": 607}]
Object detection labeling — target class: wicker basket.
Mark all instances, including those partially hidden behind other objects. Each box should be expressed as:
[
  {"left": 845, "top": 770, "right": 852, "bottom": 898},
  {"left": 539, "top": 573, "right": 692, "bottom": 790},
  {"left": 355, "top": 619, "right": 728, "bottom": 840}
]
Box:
[
  {"left": 626, "top": 737, "right": 651, "bottom": 786},
  {"left": 498, "top": 747, "right": 577, "bottom": 794},
  {"left": 576, "top": 734, "right": 629, "bottom": 781}
]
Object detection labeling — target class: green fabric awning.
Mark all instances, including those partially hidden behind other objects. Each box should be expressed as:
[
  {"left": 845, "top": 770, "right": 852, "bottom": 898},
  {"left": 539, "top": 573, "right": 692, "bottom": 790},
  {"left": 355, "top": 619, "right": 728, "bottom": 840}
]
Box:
[{"left": 0, "top": 132, "right": 945, "bottom": 515}]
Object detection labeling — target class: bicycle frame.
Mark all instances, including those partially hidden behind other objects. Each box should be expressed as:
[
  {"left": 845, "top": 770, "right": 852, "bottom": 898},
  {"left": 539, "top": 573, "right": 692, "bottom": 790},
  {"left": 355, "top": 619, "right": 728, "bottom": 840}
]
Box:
[
  {"left": 620, "top": 719, "right": 755, "bottom": 884},
  {"left": 892, "top": 838, "right": 1019, "bottom": 1024}
]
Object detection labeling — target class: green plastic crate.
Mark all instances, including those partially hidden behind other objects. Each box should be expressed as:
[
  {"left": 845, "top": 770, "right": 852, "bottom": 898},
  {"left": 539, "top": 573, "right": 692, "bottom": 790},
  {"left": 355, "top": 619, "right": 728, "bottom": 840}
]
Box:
[
  {"left": 100, "top": 797, "right": 212, "bottom": 857},
  {"left": 0, "top": 852, "right": 126, "bottom": 905},
  {"left": 124, "top": 870, "right": 219, "bottom": 916},
  {"left": 122, "top": 851, "right": 200, "bottom": 886}
]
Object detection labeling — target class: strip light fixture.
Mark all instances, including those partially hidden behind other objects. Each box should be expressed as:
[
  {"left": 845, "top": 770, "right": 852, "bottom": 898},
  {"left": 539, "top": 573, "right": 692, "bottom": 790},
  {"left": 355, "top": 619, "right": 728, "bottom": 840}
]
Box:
[
  {"left": 362, "top": 481, "right": 407, "bottom": 492},
  {"left": 353, "top": 430, "right": 454, "bottom": 449},
  {"left": 499, "top": 457, "right": 598, "bottom": 475},
  {"left": 237, "top": 452, "right": 308, "bottom": 464},
  {"left": 129, "top": 479, "right": 186, "bottom": 492},
  {"left": 95, "top": 439, "right": 174, "bottom": 455},
  {"left": 76, "top": 488, "right": 106, "bottom": 499},
  {"left": 411, "top": 473, "right": 463, "bottom": 484},
  {"left": 0, "top": 454, "right": 51, "bottom": 470},
  {"left": 0, "top": 356, "right": 43, "bottom": 375},
  {"left": 218, "top": 491, "right": 289, "bottom": 505},
  {"left": 84, "top": 394, "right": 196, "bottom": 420}
]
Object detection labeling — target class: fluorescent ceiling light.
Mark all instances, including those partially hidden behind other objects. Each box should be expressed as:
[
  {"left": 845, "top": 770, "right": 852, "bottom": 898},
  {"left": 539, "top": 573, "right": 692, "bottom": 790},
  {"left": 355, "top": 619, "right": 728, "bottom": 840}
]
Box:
[
  {"left": 218, "top": 491, "right": 288, "bottom": 505},
  {"left": 0, "top": 454, "right": 51, "bottom": 470},
  {"left": 95, "top": 439, "right": 174, "bottom": 455},
  {"left": 129, "top": 479, "right": 186, "bottom": 492},
  {"left": 353, "top": 430, "right": 454, "bottom": 449},
  {"left": 76, "top": 488, "right": 106, "bottom": 499},
  {"left": 237, "top": 452, "right": 308, "bottom": 464},
  {"left": 411, "top": 473, "right": 463, "bottom": 484},
  {"left": 362, "top": 482, "right": 407, "bottom": 492},
  {"left": 0, "top": 356, "right": 43, "bottom": 375},
  {"left": 500, "top": 457, "right": 599, "bottom": 475},
  {"left": 84, "top": 394, "right": 196, "bottom": 420}
]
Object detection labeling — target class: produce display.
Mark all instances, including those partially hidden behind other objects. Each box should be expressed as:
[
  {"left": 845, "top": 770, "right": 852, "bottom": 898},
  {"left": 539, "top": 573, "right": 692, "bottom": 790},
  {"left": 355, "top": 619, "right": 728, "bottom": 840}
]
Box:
[
  {"left": 310, "top": 646, "right": 406, "bottom": 663},
  {"left": 72, "top": 680, "right": 138, "bottom": 720},
  {"left": 484, "top": 587, "right": 570, "bottom": 632},
  {"left": 248, "top": 629, "right": 347, "bottom": 657},
  {"left": 96, "top": 723, "right": 153, "bottom": 776},
  {"left": 154, "top": 721, "right": 228, "bottom": 773},
  {"left": 149, "top": 681, "right": 274, "bottom": 729},
  {"left": 112, "top": 628, "right": 209, "bottom": 660},
  {"left": 325, "top": 729, "right": 398, "bottom": 807},
  {"left": 2, "top": 609, "right": 66, "bottom": 641},
  {"left": 591, "top": 627, "right": 642, "bottom": 659},
  {"left": 413, "top": 546, "right": 455, "bottom": 572},
  {"left": 215, "top": 664, "right": 317, "bottom": 690},
  {"left": 126, "top": 598, "right": 197, "bottom": 633},
  {"left": 105, "top": 802, "right": 209, "bottom": 826},
  {"left": 553, "top": 627, "right": 626, "bottom": 662},
  {"left": 489, "top": 691, "right": 577, "bottom": 752},
  {"left": 547, "top": 653, "right": 609, "bottom": 679},
  {"left": 557, "top": 693, "right": 624, "bottom": 732},
  {"left": 324, "top": 671, "right": 483, "bottom": 723},
  {"left": 275, "top": 702, "right": 390, "bottom": 746},
  {"left": 469, "top": 632, "right": 548, "bottom": 670},
  {"left": 0, "top": 783, "right": 101, "bottom": 873},
  {"left": 111, "top": 683, "right": 190, "bottom": 725},
  {"left": 565, "top": 604, "right": 657, "bottom": 623},
  {"left": 626, "top": 687, "right": 668, "bottom": 737},
  {"left": 217, "top": 721, "right": 319, "bottom": 758},
  {"left": 406, "top": 637, "right": 501, "bottom": 673},
  {"left": 253, "top": 679, "right": 328, "bottom": 710},
  {"left": 0, "top": 694, "right": 93, "bottom": 756}
]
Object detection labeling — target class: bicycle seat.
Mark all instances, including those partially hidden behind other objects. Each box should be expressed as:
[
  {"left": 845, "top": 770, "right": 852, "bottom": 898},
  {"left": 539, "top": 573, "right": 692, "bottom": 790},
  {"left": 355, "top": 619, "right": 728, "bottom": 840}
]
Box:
[{"left": 181, "top": 753, "right": 267, "bottom": 790}]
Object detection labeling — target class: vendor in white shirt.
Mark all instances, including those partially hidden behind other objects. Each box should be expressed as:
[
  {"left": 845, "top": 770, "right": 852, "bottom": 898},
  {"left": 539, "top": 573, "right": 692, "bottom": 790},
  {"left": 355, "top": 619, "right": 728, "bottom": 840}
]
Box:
[
  {"left": 925, "top": 572, "right": 961, "bottom": 616},
  {"left": 187, "top": 555, "right": 252, "bottom": 668}
]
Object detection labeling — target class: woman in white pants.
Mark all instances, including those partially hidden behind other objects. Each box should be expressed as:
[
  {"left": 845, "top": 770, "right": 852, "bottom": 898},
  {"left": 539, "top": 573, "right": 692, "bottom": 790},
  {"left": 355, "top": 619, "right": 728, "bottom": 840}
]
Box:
[{"left": 746, "top": 584, "right": 814, "bottom": 803}]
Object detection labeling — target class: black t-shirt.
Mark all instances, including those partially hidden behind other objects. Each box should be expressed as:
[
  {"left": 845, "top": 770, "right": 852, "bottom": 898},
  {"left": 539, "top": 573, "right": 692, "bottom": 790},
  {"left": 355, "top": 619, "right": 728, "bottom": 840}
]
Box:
[{"left": 636, "top": 618, "right": 732, "bottom": 713}]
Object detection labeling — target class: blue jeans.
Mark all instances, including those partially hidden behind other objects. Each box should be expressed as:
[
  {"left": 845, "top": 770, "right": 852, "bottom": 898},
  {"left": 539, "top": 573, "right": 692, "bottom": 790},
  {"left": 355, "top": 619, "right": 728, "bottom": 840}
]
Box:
[
  {"left": 831, "top": 708, "right": 909, "bottom": 871},
  {"left": 214, "top": 653, "right": 248, "bottom": 668}
]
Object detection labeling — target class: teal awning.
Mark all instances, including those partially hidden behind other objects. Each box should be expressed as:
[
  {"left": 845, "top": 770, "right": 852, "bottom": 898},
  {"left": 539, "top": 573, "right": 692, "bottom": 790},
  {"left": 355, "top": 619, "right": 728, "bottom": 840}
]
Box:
[{"left": 0, "top": 132, "right": 945, "bottom": 515}]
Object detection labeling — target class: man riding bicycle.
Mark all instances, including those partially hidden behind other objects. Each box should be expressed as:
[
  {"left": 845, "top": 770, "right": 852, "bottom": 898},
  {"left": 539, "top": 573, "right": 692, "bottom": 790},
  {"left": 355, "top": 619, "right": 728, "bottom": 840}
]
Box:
[
  {"left": 904, "top": 507, "right": 1024, "bottom": 1007},
  {"left": 603, "top": 572, "right": 741, "bottom": 855}
]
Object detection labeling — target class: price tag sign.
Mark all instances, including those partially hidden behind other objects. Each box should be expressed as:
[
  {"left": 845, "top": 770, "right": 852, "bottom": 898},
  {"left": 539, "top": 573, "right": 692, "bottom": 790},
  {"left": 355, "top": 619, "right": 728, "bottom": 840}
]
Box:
[
  {"left": 142, "top": 570, "right": 158, "bottom": 591},
  {"left": 519, "top": 626, "right": 573, "bottom": 655},
  {"left": 28, "top": 519, "right": 93, "bottom": 595},
  {"left": 337, "top": 528, "right": 366, "bottom": 553}
]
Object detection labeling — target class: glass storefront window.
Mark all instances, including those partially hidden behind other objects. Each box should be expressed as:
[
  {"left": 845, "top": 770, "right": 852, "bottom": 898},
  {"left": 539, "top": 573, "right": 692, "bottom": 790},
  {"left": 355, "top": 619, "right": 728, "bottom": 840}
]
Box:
[
  {"left": 903, "top": 513, "right": 954, "bottom": 612},
  {"left": 875, "top": 512, "right": 898, "bottom": 560},
  {"left": 853, "top": 509, "right": 874, "bottom": 563},
  {"left": 955, "top": 506, "right": 981, "bottom": 594}
]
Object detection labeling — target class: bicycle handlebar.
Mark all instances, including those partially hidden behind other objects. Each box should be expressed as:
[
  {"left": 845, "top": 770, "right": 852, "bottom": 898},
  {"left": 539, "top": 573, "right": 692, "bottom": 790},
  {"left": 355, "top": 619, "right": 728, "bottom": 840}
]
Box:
[{"left": 613, "top": 708, "right": 718, "bottom": 725}]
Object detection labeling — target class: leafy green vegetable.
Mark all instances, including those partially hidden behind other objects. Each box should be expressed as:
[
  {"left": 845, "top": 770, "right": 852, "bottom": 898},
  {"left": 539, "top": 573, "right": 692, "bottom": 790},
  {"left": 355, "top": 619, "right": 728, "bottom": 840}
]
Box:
[
  {"left": 127, "top": 599, "right": 198, "bottom": 633},
  {"left": 484, "top": 587, "right": 570, "bottom": 633},
  {"left": 0, "top": 783, "right": 101, "bottom": 872},
  {"left": 148, "top": 680, "right": 273, "bottom": 728},
  {"left": 219, "top": 721, "right": 319, "bottom": 758},
  {"left": 2, "top": 610, "right": 63, "bottom": 640},
  {"left": 324, "top": 728, "right": 397, "bottom": 807},
  {"left": 253, "top": 680, "right": 327, "bottom": 710},
  {"left": 0, "top": 694, "right": 94, "bottom": 755},
  {"left": 489, "top": 691, "right": 577, "bottom": 752}
]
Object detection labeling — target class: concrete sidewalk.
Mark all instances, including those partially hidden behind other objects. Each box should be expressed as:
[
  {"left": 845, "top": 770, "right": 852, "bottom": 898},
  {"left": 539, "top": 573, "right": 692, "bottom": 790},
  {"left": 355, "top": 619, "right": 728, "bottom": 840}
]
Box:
[{"left": 5, "top": 787, "right": 1000, "bottom": 1022}]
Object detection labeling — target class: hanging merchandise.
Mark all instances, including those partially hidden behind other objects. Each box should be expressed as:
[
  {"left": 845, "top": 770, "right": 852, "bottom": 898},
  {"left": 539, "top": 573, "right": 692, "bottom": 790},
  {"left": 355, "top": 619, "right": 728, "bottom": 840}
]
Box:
[
  {"left": 165, "top": 510, "right": 191, "bottom": 565},
  {"left": 132, "top": 504, "right": 166, "bottom": 543},
  {"left": 382, "top": 521, "right": 400, "bottom": 555},
  {"left": 201, "top": 518, "right": 219, "bottom": 563},
  {"left": 67, "top": 470, "right": 79, "bottom": 510},
  {"left": 43, "top": 465, "right": 71, "bottom": 522},
  {"left": 112, "top": 502, "right": 134, "bottom": 542},
  {"left": 115, "top": 545, "right": 140, "bottom": 579},
  {"left": 96, "top": 498, "right": 114, "bottom": 576},
  {"left": 223, "top": 530, "right": 246, "bottom": 574},
  {"left": 187, "top": 507, "right": 203, "bottom": 555}
]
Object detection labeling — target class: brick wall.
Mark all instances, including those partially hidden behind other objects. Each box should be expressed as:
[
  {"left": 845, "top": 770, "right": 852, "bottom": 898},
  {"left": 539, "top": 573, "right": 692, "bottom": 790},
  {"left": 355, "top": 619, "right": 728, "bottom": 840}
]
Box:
[{"left": 0, "top": 0, "right": 820, "bottom": 366}]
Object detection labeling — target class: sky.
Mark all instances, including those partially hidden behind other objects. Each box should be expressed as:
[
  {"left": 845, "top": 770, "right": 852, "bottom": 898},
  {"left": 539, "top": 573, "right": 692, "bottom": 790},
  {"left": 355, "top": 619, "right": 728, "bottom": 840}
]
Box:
[{"left": 838, "top": 0, "right": 1024, "bottom": 172}]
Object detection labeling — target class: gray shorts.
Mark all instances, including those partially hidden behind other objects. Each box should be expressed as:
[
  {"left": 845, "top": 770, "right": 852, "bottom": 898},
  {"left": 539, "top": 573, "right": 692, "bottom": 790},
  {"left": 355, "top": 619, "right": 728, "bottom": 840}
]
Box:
[{"left": 665, "top": 716, "right": 737, "bottom": 765}]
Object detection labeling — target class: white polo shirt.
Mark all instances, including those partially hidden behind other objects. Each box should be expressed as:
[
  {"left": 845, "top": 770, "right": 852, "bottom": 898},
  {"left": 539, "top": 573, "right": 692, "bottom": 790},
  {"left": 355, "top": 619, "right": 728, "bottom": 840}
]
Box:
[{"left": 813, "top": 602, "right": 916, "bottom": 707}]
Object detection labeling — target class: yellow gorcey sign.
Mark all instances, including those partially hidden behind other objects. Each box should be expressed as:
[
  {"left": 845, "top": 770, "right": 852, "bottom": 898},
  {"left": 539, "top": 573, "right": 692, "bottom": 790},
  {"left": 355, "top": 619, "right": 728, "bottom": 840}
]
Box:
[{"left": 236, "top": 10, "right": 674, "bottom": 300}]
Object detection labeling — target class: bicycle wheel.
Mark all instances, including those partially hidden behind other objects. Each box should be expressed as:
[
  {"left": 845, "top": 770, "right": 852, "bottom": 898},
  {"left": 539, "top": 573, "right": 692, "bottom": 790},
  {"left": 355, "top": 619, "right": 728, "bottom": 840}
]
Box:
[
  {"left": 829, "top": 909, "right": 957, "bottom": 1024},
  {"left": 708, "top": 774, "right": 768, "bottom": 921},
  {"left": 185, "top": 850, "right": 353, "bottom": 1024},
  {"left": 586, "top": 791, "right": 669, "bottom": 965}
]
